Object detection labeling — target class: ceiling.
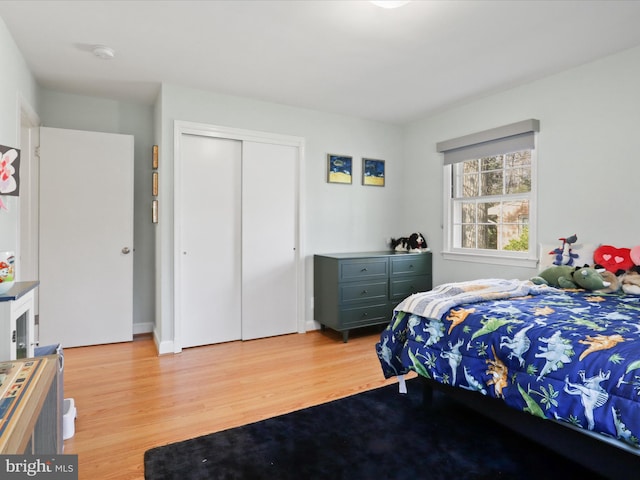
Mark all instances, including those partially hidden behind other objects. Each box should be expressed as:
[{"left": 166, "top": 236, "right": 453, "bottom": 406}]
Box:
[{"left": 3, "top": 0, "right": 640, "bottom": 125}]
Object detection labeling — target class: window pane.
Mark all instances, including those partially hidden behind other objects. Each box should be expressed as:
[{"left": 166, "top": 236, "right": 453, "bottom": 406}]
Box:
[
  {"left": 478, "top": 224, "right": 497, "bottom": 249},
  {"left": 501, "top": 200, "right": 529, "bottom": 251},
  {"left": 480, "top": 171, "right": 503, "bottom": 196},
  {"left": 462, "top": 225, "right": 476, "bottom": 248},
  {"left": 506, "top": 168, "right": 531, "bottom": 194},
  {"left": 480, "top": 156, "right": 503, "bottom": 171},
  {"left": 477, "top": 202, "right": 499, "bottom": 223},
  {"left": 462, "top": 173, "right": 478, "bottom": 197},
  {"left": 505, "top": 150, "right": 531, "bottom": 167},
  {"left": 502, "top": 225, "right": 529, "bottom": 251},
  {"left": 463, "top": 159, "right": 479, "bottom": 173},
  {"left": 502, "top": 200, "right": 529, "bottom": 223},
  {"left": 461, "top": 202, "right": 475, "bottom": 223}
]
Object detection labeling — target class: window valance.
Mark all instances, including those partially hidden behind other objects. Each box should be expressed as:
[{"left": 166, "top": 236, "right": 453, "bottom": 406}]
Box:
[{"left": 437, "top": 119, "right": 540, "bottom": 165}]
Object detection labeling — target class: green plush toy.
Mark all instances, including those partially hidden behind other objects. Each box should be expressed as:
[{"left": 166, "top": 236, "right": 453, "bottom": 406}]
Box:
[{"left": 531, "top": 265, "right": 611, "bottom": 290}]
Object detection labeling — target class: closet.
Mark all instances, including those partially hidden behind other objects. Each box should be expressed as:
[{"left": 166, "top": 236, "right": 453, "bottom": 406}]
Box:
[{"left": 174, "top": 122, "right": 302, "bottom": 350}]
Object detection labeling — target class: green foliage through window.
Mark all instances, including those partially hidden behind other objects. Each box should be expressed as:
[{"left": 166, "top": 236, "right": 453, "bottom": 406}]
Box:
[{"left": 504, "top": 226, "right": 529, "bottom": 252}]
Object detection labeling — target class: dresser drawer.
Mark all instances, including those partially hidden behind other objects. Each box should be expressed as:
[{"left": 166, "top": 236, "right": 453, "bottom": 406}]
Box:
[
  {"left": 340, "top": 303, "right": 390, "bottom": 328},
  {"left": 390, "top": 275, "right": 432, "bottom": 301},
  {"left": 339, "top": 258, "right": 388, "bottom": 281},
  {"left": 390, "top": 255, "right": 431, "bottom": 277},
  {"left": 340, "top": 280, "right": 388, "bottom": 304}
]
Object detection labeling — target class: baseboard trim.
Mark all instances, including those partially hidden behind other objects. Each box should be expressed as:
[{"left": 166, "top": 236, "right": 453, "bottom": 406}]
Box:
[
  {"left": 305, "top": 319, "right": 320, "bottom": 332},
  {"left": 133, "top": 322, "right": 154, "bottom": 335},
  {"left": 153, "top": 328, "right": 174, "bottom": 355}
]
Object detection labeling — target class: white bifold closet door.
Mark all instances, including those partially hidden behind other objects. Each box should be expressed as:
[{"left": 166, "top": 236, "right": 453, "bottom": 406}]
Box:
[{"left": 178, "top": 133, "right": 297, "bottom": 349}]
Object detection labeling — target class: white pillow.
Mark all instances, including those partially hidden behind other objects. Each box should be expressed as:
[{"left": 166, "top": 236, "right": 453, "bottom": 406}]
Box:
[{"left": 538, "top": 242, "right": 598, "bottom": 271}]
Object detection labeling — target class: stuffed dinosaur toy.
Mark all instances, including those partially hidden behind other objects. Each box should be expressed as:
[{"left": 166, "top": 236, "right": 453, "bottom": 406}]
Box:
[
  {"left": 531, "top": 265, "right": 611, "bottom": 290},
  {"left": 594, "top": 269, "right": 622, "bottom": 294}
]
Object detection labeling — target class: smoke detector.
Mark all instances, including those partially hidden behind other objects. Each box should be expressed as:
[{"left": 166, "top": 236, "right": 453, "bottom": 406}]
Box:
[{"left": 92, "top": 45, "right": 115, "bottom": 60}]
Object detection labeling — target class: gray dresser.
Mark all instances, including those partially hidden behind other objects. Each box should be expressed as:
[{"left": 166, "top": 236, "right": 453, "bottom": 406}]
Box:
[{"left": 314, "top": 251, "right": 432, "bottom": 342}]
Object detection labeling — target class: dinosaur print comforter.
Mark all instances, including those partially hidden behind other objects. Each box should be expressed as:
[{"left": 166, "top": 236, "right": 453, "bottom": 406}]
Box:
[{"left": 376, "top": 287, "right": 640, "bottom": 450}]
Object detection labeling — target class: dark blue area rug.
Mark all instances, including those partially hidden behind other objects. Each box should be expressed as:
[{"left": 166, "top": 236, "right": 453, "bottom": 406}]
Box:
[{"left": 144, "top": 379, "right": 601, "bottom": 479}]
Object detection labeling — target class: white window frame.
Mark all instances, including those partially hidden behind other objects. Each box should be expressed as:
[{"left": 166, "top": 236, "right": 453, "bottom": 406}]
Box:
[{"left": 439, "top": 121, "right": 539, "bottom": 268}]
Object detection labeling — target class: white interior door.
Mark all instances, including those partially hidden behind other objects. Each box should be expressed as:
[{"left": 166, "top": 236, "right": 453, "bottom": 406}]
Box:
[
  {"left": 178, "top": 134, "right": 242, "bottom": 348},
  {"left": 242, "top": 141, "right": 298, "bottom": 340},
  {"left": 39, "top": 127, "right": 134, "bottom": 348}
]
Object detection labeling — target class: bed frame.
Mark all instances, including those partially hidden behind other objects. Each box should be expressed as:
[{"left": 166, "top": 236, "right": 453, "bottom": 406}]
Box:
[{"left": 420, "top": 376, "right": 640, "bottom": 477}]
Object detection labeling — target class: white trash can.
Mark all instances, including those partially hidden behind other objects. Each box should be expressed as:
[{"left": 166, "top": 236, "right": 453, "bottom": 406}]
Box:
[{"left": 63, "top": 398, "right": 76, "bottom": 440}]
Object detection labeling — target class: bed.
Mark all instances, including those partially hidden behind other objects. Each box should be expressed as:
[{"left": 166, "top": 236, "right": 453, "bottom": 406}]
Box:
[{"left": 376, "top": 278, "right": 640, "bottom": 476}]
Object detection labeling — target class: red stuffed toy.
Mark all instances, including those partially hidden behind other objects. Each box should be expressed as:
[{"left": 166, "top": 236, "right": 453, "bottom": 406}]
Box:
[{"left": 594, "top": 245, "right": 634, "bottom": 273}]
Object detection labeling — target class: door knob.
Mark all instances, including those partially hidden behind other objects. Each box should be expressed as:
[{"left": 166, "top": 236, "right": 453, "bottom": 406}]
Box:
[{"left": 122, "top": 247, "right": 131, "bottom": 254}]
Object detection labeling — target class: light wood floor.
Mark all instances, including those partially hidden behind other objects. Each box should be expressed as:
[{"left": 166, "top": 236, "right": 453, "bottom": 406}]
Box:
[{"left": 62, "top": 327, "right": 409, "bottom": 480}]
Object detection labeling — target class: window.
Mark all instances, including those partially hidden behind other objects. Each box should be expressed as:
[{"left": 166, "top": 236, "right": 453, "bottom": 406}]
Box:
[{"left": 438, "top": 120, "right": 539, "bottom": 267}]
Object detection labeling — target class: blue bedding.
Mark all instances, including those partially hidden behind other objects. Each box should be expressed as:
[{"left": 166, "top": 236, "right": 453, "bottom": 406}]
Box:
[{"left": 376, "top": 287, "right": 640, "bottom": 449}]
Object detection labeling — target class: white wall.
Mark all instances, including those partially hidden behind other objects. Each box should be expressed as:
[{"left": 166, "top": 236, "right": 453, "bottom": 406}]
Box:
[
  {"left": 38, "top": 89, "right": 155, "bottom": 331},
  {"left": 155, "top": 83, "right": 404, "bottom": 350},
  {"left": 0, "top": 17, "right": 39, "bottom": 260},
  {"left": 403, "top": 45, "right": 640, "bottom": 286}
]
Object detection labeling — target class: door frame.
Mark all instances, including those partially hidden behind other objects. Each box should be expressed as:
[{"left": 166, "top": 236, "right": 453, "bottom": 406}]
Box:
[
  {"left": 173, "top": 121, "right": 305, "bottom": 353},
  {"left": 18, "top": 95, "right": 41, "bottom": 285},
  {"left": 18, "top": 96, "right": 41, "bottom": 327}
]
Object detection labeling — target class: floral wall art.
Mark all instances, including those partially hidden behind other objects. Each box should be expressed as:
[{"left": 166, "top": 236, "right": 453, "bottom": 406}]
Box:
[{"left": 0, "top": 145, "right": 20, "bottom": 211}]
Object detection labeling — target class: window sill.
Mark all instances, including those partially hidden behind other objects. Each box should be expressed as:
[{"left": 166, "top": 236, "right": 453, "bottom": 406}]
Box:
[{"left": 442, "top": 251, "right": 538, "bottom": 269}]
